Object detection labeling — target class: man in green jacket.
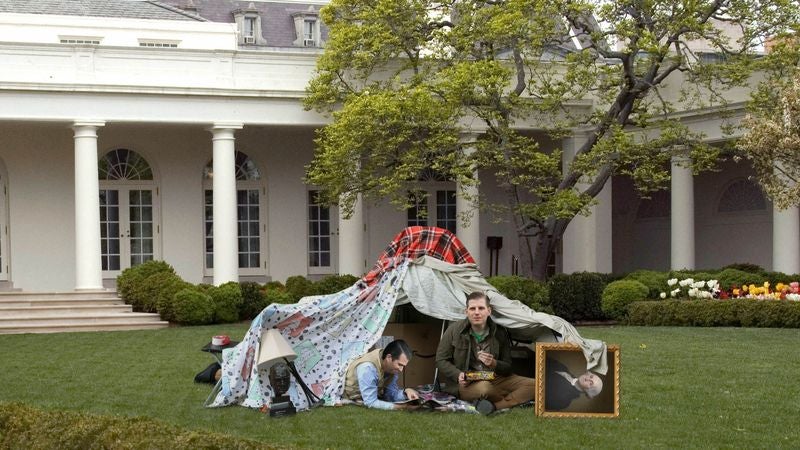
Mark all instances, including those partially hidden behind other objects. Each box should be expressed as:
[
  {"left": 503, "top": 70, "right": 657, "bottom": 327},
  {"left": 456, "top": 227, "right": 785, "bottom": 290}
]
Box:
[{"left": 436, "top": 291, "right": 535, "bottom": 415}]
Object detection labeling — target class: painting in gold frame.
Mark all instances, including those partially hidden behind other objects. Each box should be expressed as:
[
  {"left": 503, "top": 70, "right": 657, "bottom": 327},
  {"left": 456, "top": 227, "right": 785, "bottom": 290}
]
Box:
[{"left": 535, "top": 342, "right": 620, "bottom": 418}]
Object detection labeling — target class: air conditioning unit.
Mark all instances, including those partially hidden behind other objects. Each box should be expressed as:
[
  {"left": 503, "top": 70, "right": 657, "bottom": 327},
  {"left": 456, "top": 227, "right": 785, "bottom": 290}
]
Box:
[
  {"left": 244, "top": 36, "right": 255, "bottom": 44},
  {"left": 303, "top": 38, "right": 316, "bottom": 47}
]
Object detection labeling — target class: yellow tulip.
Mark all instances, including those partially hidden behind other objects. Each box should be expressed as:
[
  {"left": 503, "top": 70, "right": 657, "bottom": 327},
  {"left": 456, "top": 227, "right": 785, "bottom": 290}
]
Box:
[
  {"left": 733, "top": 288, "right": 740, "bottom": 296},
  {"left": 776, "top": 282, "right": 785, "bottom": 291},
  {"left": 764, "top": 281, "right": 770, "bottom": 289}
]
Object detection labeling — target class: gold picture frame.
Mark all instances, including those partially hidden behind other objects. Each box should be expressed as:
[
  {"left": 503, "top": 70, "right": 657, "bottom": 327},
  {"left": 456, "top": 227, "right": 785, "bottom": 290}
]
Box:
[{"left": 535, "top": 342, "right": 620, "bottom": 418}]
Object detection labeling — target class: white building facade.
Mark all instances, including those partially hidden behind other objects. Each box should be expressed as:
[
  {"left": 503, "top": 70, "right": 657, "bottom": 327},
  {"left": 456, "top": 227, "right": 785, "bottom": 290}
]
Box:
[{"left": 0, "top": 0, "right": 797, "bottom": 294}]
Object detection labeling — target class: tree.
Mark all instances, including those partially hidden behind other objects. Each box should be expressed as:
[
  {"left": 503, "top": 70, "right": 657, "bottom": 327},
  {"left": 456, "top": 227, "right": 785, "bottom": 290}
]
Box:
[
  {"left": 738, "top": 37, "right": 800, "bottom": 209},
  {"left": 304, "top": 0, "right": 799, "bottom": 280}
]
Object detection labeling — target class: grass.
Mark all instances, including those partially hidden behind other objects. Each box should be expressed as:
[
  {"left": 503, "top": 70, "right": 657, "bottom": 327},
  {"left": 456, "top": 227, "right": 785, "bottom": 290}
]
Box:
[{"left": 1, "top": 325, "right": 799, "bottom": 449}]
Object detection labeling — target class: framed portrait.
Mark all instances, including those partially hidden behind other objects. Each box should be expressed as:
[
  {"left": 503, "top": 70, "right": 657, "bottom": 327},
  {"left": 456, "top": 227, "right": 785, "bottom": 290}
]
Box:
[{"left": 535, "top": 343, "right": 620, "bottom": 418}]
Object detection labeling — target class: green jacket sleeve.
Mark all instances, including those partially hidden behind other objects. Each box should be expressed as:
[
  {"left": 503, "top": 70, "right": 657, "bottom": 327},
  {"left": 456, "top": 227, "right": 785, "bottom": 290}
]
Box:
[
  {"left": 435, "top": 325, "right": 463, "bottom": 382},
  {"left": 493, "top": 327, "right": 513, "bottom": 377}
]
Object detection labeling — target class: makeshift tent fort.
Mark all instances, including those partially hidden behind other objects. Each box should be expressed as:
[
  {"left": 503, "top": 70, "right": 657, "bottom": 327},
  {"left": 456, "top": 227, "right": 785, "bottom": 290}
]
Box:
[{"left": 208, "top": 226, "right": 607, "bottom": 411}]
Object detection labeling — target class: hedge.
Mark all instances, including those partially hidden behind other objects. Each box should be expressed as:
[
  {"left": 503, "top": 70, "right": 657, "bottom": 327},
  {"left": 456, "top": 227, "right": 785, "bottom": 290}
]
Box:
[
  {"left": 547, "top": 272, "right": 608, "bottom": 321},
  {"left": 601, "top": 280, "right": 649, "bottom": 320},
  {"left": 0, "top": 402, "right": 276, "bottom": 449},
  {"left": 487, "top": 275, "right": 551, "bottom": 313},
  {"left": 627, "top": 299, "right": 800, "bottom": 327}
]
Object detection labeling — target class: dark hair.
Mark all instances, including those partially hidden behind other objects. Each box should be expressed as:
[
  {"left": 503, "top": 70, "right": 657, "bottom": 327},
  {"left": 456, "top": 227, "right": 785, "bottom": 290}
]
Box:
[
  {"left": 382, "top": 339, "right": 412, "bottom": 361},
  {"left": 466, "top": 291, "right": 490, "bottom": 308}
]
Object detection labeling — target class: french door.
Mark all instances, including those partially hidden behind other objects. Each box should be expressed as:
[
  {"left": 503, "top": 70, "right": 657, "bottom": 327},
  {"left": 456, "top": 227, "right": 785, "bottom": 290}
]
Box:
[{"left": 100, "top": 187, "right": 160, "bottom": 276}]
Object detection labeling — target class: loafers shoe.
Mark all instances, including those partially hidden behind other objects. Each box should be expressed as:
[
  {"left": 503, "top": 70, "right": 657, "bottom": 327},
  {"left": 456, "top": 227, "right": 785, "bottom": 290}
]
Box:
[
  {"left": 476, "top": 399, "right": 495, "bottom": 416},
  {"left": 194, "top": 362, "right": 221, "bottom": 384}
]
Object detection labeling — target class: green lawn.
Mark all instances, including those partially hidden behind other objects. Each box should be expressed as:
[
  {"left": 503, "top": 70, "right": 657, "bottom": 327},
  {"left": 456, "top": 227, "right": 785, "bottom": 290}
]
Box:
[{"left": 2, "top": 325, "right": 799, "bottom": 449}]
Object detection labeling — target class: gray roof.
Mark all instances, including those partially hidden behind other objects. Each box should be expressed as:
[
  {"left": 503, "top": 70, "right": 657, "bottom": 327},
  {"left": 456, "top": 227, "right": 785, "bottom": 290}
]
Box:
[
  {"left": 159, "top": 0, "right": 328, "bottom": 47},
  {"left": 0, "top": 0, "right": 205, "bottom": 21}
]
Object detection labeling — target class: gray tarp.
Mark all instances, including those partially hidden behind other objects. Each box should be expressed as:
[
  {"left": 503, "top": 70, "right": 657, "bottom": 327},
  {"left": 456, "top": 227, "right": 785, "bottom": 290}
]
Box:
[{"left": 399, "top": 255, "right": 608, "bottom": 375}]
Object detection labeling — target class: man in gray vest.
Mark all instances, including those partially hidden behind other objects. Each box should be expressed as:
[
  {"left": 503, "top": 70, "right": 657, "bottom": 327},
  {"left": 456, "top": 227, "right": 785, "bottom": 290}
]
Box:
[{"left": 343, "top": 339, "right": 420, "bottom": 410}]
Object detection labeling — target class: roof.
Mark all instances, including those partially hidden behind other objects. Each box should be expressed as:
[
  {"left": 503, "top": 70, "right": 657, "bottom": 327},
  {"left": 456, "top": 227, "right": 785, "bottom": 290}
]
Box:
[
  {"left": 158, "top": 0, "right": 327, "bottom": 47},
  {"left": 0, "top": 0, "right": 206, "bottom": 21}
]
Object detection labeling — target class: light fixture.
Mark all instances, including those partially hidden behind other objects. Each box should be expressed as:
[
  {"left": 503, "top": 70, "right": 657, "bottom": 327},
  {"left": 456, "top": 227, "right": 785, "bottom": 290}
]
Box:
[{"left": 257, "top": 329, "right": 321, "bottom": 417}]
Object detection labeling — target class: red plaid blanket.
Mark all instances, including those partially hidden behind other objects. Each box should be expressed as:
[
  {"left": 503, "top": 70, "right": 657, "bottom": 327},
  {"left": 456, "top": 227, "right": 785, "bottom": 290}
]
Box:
[{"left": 361, "top": 226, "right": 475, "bottom": 286}]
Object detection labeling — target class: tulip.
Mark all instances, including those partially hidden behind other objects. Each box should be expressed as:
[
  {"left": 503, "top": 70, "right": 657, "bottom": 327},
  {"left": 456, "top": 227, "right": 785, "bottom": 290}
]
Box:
[
  {"left": 660, "top": 292, "right": 667, "bottom": 299},
  {"left": 667, "top": 278, "right": 678, "bottom": 286}
]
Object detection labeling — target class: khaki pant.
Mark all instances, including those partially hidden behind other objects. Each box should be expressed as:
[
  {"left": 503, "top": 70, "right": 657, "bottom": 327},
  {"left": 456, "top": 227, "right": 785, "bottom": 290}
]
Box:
[{"left": 459, "top": 374, "right": 535, "bottom": 410}]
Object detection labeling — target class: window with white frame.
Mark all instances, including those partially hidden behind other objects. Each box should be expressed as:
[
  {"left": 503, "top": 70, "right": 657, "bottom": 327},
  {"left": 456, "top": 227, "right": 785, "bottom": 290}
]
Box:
[
  {"left": 203, "top": 151, "right": 264, "bottom": 273},
  {"left": 292, "top": 8, "right": 322, "bottom": 47},
  {"left": 308, "top": 190, "right": 332, "bottom": 268},
  {"left": 406, "top": 169, "right": 457, "bottom": 233},
  {"left": 233, "top": 6, "right": 263, "bottom": 45}
]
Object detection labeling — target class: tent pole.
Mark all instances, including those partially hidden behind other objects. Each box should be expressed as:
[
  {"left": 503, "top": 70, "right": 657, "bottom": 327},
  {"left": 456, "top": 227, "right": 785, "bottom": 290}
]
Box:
[{"left": 433, "top": 319, "right": 447, "bottom": 388}]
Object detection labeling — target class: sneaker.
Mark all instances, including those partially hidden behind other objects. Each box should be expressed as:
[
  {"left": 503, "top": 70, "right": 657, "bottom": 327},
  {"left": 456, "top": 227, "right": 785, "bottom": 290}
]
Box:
[
  {"left": 475, "top": 399, "right": 495, "bottom": 416},
  {"left": 194, "top": 362, "right": 221, "bottom": 384}
]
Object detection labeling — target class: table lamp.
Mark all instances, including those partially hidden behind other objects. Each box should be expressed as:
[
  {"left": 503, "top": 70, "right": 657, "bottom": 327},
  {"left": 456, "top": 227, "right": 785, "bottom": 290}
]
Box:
[{"left": 257, "top": 329, "right": 321, "bottom": 417}]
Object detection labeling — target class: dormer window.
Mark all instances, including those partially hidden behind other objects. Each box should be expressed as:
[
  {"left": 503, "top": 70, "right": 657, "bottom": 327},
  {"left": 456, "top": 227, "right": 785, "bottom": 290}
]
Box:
[
  {"left": 292, "top": 7, "right": 322, "bottom": 48},
  {"left": 233, "top": 3, "right": 264, "bottom": 46}
]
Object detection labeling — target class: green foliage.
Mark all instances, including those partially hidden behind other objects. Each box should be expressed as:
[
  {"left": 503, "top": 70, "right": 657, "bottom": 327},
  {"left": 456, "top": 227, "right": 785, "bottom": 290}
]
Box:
[
  {"left": 623, "top": 270, "right": 669, "bottom": 299},
  {"left": 116, "top": 260, "right": 176, "bottom": 311},
  {"left": 601, "top": 280, "right": 649, "bottom": 320},
  {"left": 547, "top": 272, "right": 607, "bottom": 321},
  {"left": 209, "top": 282, "right": 243, "bottom": 324},
  {"left": 305, "top": 0, "right": 798, "bottom": 279},
  {"left": 263, "top": 286, "right": 295, "bottom": 306},
  {"left": 152, "top": 274, "right": 192, "bottom": 323},
  {"left": 172, "top": 288, "right": 215, "bottom": 325},
  {"left": 239, "top": 282, "right": 267, "bottom": 321},
  {"left": 265, "top": 281, "right": 286, "bottom": 290},
  {"left": 313, "top": 274, "right": 360, "bottom": 295},
  {"left": 715, "top": 268, "right": 765, "bottom": 290},
  {"left": 285, "top": 276, "right": 316, "bottom": 302},
  {"left": 722, "top": 262, "right": 764, "bottom": 273},
  {"left": 487, "top": 275, "right": 551, "bottom": 313},
  {"left": 0, "top": 402, "right": 275, "bottom": 449},
  {"left": 738, "top": 64, "right": 800, "bottom": 209},
  {"left": 628, "top": 299, "right": 800, "bottom": 327}
]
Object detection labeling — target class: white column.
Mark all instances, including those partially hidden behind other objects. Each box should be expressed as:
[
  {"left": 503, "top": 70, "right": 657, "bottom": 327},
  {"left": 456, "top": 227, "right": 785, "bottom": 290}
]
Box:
[
  {"left": 456, "top": 134, "right": 481, "bottom": 264},
  {"left": 209, "top": 123, "right": 243, "bottom": 285},
  {"left": 670, "top": 152, "right": 695, "bottom": 270},
  {"left": 338, "top": 194, "right": 365, "bottom": 276},
  {"left": 73, "top": 121, "right": 105, "bottom": 291},
  {"left": 561, "top": 133, "right": 613, "bottom": 273},
  {"left": 773, "top": 206, "right": 800, "bottom": 273}
]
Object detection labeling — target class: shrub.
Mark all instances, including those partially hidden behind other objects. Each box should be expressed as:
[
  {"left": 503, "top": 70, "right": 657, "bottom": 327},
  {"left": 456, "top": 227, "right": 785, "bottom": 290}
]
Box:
[
  {"left": 209, "top": 282, "right": 243, "bottom": 323},
  {"left": 627, "top": 299, "right": 800, "bottom": 328},
  {"left": 487, "top": 275, "right": 551, "bottom": 313},
  {"left": 265, "top": 280, "right": 285, "bottom": 290},
  {"left": 722, "top": 262, "right": 764, "bottom": 273},
  {"left": 172, "top": 288, "right": 214, "bottom": 325},
  {"left": 624, "top": 270, "right": 668, "bottom": 299},
  {"left": 313, "top": 274, "right": 360, "bottom": 295},
  {"left": 715, "top": 268, "right": 764, "bottom": 291},
  {"left": 601, "top": 280, "right": 649, "bottom": 320},
  {"left": 285, "top": 276, "right": 315, "bottom": 301},
  {"left": 239, "top": 282, "right": 266, "bottom": 320},
  {"left": 0, "top": 402, "right": 275, "bottom": 449},
  {"left": 760, "top": 271, "right": 792, "bottom": 285},
  {"left": 263, "top": 286, "right": 295, "bottom": 305},
  {"left": 547, "top": 272, "right": 607, "bottom": 321},
  {"left": 147, "top": 273, "right": 191, "bottom": 322},
  {"left": 116, "top": 260, "right": 176, "bottom": 311}
]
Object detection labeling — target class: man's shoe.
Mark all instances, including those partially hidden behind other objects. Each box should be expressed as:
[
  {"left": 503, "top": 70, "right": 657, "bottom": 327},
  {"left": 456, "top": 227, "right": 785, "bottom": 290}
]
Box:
[
  {"left": 194, "top": 362, "right": 221, "bottom": 384},
  {"left": 475, "top": 399, "right": 495, "bottom": 416}
]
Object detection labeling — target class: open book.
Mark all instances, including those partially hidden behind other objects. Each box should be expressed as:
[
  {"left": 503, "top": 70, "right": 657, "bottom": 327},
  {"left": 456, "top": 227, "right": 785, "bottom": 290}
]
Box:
[{"left": 395, "top": 391, "right": 453, "bottom": 407}]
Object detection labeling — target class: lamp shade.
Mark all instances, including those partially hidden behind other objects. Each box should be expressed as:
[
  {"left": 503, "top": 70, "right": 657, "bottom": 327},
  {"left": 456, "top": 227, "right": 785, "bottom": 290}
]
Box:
[{"left": 257, "top": 329, "right": 297, "bottom": 371}]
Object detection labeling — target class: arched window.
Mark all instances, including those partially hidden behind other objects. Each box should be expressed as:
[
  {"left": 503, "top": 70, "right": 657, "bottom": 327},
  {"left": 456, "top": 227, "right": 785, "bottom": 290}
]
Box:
[
  {"left": 100, "top": 148, "right": 154, "bottom": 180},
  {"left": 717, "top": 179, "right": 767, "bottom": 213},
  {"left": 204, "top": 151, "right": 264, "bottom": 273},
  {"left": 98, "top": 149, "right": 158, "bottom": 274}
]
